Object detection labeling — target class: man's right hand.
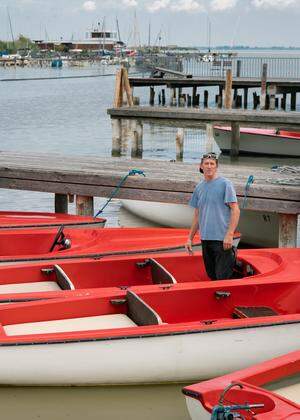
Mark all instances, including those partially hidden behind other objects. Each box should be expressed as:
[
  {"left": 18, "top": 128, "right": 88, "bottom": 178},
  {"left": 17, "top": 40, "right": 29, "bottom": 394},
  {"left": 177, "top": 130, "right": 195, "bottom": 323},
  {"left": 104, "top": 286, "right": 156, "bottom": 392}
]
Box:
[{"left": 185, "top": 239, "right": 193, "bottom": 254}]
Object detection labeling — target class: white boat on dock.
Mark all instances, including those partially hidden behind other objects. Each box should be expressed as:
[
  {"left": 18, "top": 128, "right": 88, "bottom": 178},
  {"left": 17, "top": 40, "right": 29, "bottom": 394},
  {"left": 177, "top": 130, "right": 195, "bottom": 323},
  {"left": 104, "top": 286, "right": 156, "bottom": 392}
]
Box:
[
  {"left": 122, "top": 200, "right": 278, "bottom": 247},
  {"left": 214, "top": 127, "right": 300, "bottom": 157}
]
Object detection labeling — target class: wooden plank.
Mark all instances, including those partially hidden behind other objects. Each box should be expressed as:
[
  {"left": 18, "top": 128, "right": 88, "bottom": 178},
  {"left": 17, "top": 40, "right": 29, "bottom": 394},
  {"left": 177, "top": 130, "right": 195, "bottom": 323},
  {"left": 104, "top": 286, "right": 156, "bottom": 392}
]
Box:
[
  {"left": 0, "top": 177, "right": 298, "bottom": 213},
  {"left": 122, "top": 67, "right": 134, "bottom": 107},
  {"left": 278, "top": 214, "right": 298, "bottom": 247},
  {"left": 108, "top": 106, "right": 300, "bottom": 129}
]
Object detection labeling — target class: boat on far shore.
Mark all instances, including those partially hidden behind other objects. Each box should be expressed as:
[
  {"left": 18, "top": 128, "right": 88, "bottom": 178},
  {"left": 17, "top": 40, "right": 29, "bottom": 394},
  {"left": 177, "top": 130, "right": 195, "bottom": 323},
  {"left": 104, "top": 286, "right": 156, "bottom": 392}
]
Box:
[
  {"left": 183, "top": 349, "right": 300, "bottom": 419},
  {"left": 214, "top": 126, "right": 300, "bottom": 156}
]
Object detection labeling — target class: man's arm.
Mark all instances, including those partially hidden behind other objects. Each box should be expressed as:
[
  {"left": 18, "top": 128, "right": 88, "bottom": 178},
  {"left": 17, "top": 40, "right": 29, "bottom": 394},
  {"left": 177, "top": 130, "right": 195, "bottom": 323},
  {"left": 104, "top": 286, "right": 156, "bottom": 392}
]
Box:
[
  {"left": 223, "top": 202, "right": 240, "bottom": 250},
  {"left": 185, "top": 208, "right": 199, "bottom": 254}
]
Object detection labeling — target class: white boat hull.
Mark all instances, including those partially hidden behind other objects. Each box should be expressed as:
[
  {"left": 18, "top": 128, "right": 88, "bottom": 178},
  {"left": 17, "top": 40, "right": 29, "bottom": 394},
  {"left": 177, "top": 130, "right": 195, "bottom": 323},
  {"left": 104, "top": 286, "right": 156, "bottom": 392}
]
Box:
[
  {"left": 185, "top": 397, "right": 210, "bottom": 420},
  {"left": 122, "top": 200, "right": 278, "bottom": 247},
  {"left": 214, "top": 128, "right": 300, "bottom": 157},
  {"left": 0, "top": 322, "right": 299, "bottom": 386}
]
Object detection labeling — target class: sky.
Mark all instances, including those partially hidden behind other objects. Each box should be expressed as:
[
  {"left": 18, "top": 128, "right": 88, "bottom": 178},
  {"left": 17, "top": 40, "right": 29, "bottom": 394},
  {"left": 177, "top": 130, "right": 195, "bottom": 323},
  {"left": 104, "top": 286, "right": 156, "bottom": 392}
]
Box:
[{"left": 1, "top": 0, "right": 300, "bottom": 47}]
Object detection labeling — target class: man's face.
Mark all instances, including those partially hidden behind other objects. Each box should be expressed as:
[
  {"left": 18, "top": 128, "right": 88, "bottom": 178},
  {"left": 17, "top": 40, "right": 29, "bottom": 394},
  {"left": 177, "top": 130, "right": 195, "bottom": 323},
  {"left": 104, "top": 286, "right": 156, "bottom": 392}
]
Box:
[{"left": 200, "top": 158, "right": 218, "bottom": 179}]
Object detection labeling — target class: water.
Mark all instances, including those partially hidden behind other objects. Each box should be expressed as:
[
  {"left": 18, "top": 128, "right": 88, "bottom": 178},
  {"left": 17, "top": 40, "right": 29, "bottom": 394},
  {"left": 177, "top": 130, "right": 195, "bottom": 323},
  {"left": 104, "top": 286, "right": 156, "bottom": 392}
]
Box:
[{"left": 0, "top": 63, "right": 299, "bottom": 418}]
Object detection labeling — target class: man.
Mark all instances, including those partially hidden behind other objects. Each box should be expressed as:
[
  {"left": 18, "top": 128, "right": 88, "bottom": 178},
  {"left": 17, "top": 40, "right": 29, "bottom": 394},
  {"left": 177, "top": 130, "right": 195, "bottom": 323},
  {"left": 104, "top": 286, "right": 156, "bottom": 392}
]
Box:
[{"left": 185, "top": 152, "right": 240, "bottom": 280}]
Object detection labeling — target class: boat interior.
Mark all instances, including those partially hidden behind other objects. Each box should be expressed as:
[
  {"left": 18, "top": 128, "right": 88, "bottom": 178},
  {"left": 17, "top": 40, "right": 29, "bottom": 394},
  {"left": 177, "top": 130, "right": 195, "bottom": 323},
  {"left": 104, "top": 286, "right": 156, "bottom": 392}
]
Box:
[
  {"left": 0, "top": 249, "right": 283, "bottom": 296},
  {"left": 0, "top": 279, "right": 299, "bottom": 338}
]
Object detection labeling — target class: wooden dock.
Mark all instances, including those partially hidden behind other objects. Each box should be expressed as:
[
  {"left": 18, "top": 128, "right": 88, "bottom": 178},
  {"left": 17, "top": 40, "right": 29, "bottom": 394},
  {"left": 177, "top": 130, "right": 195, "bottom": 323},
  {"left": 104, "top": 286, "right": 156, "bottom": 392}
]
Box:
[{"left": 0, "top": 151, "right": 298, "bottom": 247}]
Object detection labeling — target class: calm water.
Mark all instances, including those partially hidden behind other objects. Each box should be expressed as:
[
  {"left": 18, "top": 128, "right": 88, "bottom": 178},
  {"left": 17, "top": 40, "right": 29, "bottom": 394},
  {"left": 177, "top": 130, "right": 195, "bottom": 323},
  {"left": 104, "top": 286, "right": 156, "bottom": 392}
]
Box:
[{"left": 0, "top": 63, "right": 299, "bottom": 419}]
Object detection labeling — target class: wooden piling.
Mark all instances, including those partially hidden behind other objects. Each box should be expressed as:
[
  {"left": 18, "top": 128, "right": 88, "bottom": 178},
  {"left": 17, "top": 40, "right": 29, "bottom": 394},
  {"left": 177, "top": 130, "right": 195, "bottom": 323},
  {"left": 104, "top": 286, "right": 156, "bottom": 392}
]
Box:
[
  {"left": 236, "top": 60, "right": 242, "bottom": 78},
  {"left": 114, "top": 69, "right": 123, "bottom": 108},
  {"left": 162, "top": 89, "right": 166, "bottom": 105},
  {"left": 260, "top": 63, "right": 268, "bottom": 110},
  {"left": 268, "top": 84, "right": 276, "bottom": 110},
  {"left": 192, "top": 86, "right": 197, "bottom": 106},
  {"left": 55, "top": 194, "right": 68, "bottom": 214},
  {"left": 170, "top": 88, "right": 177, "bottom": 106},
  {"left": 149, "top": 86, "right": 155, "bottom": 106},
  {"left": 111, "top": 118, "right": 122, "bottom": 157},
  {"left": 131, "top": 121, "right": 143, "bottom": 158},
  {"left": 243, "top": 88, "right": 248, "bottom": 109},
  {"left": 206, "top": 124, "right": 214, "bottom": 152},
  {"left": 133, "top": 96, "right": 140, "bottom": 105},
  {"left": 291, "top": 91, "right": 297, "bottom": 111},
  {"left": 278, "top": 214, "right": 298, "bottom": 247},
  {"left": 187, "top": 94, "right": 192, "bottom": 107},
  {"left": 230, "top": 122, "right": 240, "bottom": 158},
  {"left": 204, "top": 90, "right": 209, "bottom": 108},
  {"left": 175, "top": 128, "right": 184, "bottom": 161},
  {"left": 224, "top": 69, "right": 233, "bottom": 109},
  {"left": 76, "top": 195, "right": 94, "bottom": 216},
  {"left": 281, "top": 93, "right": 287, "bottom": 110}
]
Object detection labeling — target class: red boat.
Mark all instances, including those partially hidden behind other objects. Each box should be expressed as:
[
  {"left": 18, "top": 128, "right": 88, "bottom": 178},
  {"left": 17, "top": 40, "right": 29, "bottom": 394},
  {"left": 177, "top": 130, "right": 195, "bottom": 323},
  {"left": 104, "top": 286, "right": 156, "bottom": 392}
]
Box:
[
  {"left": 214, "top": 126, "right": 300, "bottom": 156},
  {"left": 183, "top": 350, "right": 300, "bottom": 419},
  {"left": 0, "top": 276, "right": 299, "bottom": 385},
  {"left": 0, "top": 226, "right": 229, "bottom": 263},
  {"left": 0, "top": 211, "right": 106, "bottom": 229},
  {"left": 0, "top": 247, "right": 297, "bottom": 302}
]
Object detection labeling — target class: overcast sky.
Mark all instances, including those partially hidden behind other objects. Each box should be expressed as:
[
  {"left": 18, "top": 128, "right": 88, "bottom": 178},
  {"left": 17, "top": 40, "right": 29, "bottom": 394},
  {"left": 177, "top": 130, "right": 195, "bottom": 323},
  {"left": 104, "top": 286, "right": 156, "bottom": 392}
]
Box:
[{"left": 1, "top": 0, "right": 300, "bottom": 47}]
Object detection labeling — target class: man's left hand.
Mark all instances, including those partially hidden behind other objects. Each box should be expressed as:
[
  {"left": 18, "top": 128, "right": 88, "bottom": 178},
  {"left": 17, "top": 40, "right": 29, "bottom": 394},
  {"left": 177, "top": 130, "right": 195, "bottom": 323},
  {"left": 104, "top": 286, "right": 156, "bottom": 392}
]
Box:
[{"left": 223, "top": 233, "right": 233, "bottom": 250}]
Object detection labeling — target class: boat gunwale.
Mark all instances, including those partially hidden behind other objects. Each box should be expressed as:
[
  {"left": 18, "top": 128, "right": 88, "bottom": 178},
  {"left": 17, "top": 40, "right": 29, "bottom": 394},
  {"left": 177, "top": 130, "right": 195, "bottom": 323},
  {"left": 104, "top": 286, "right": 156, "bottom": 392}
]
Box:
[
  {"left": 1, "top": 315, "right": 300, "bottom": 347},
  {"left": 214, "top": 126, "right": 300, "bottom": 141}
]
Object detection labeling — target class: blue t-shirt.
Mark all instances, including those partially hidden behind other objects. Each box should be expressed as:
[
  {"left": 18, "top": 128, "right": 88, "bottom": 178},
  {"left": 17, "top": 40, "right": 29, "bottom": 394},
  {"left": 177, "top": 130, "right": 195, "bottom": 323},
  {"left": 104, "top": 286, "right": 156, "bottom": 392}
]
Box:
[{"left": 189, "top": 177, "right": 237, "bottom": 241}]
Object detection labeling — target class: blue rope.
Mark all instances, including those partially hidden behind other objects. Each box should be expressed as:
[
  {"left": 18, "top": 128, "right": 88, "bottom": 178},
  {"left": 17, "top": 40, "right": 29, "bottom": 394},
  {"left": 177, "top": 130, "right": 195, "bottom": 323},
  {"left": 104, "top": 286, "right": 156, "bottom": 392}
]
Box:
[
  {"left": 94, "top": 169, "right": 146, "bottom": 218},
  {"left": 242, "top": 175, "right": 254, "bottom": 209},
  {"left": 211, "top": 405, "right": 246, "bottom": 419}
]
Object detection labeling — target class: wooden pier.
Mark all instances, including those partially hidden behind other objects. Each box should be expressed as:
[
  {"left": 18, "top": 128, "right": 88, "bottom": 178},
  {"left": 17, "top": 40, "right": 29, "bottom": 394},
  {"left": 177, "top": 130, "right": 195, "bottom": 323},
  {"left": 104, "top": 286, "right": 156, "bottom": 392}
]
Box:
[{"left": 0, "top": 151, "right": 298, "bottom": 247}]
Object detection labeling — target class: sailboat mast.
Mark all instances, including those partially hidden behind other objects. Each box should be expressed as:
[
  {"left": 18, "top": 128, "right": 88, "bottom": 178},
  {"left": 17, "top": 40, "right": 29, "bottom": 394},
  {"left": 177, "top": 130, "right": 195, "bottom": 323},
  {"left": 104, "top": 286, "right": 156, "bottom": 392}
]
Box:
[
  {"left": 116, "top": 17, "right": 121, "bottom": 43},
  {"left": 148, "top": 21, "right": 151, "bottom": 47},
  {"left": 7, "top": 7, "right": 15, "bottom": 49}
]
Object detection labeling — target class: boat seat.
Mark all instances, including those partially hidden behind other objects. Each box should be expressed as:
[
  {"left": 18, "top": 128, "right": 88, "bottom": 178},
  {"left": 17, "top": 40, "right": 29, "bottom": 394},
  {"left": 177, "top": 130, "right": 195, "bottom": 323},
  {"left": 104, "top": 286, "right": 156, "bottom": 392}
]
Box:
[
  {"left": 233, "top": 306, "right": 278, "bottom": 319},
  {"left": 127, "top": 290, "right": 163, "bottom": 326},
  {"left": 4, "top": 314, "right": 137, "bottom": 336},
  {"left": 54, "top": 265, "right": 75, "bottom": 290},
  {"left": 0, "top": 281, "right": 62, "bottom": 293},
  {"left": 149, "top": 259, "right": 177, "bottom": 285}
]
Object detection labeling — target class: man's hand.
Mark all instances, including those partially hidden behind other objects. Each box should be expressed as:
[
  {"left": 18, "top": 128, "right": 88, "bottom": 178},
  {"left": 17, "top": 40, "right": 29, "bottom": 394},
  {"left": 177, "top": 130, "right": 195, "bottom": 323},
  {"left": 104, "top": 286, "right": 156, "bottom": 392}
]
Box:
[
  {"left": 223, "top": 232, "right": 233, "bottom": 250},
  {"left": 185, "top": 238, "right": 193, "bottom": 254}
]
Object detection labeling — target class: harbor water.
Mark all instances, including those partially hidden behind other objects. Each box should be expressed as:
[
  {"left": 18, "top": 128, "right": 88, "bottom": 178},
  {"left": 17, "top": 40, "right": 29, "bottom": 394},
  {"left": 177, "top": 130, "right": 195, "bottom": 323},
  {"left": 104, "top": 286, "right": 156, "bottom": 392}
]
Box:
[{"left": 0, "top": 62, "right": 299, "bottom": 418}]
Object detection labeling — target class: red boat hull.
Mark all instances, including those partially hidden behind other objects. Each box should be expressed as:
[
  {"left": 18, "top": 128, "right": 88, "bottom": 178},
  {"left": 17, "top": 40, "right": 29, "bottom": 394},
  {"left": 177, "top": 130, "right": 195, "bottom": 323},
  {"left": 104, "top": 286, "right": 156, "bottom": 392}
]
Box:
[{"left": 0, "top": 211, "right": 105, "bottom": 229}]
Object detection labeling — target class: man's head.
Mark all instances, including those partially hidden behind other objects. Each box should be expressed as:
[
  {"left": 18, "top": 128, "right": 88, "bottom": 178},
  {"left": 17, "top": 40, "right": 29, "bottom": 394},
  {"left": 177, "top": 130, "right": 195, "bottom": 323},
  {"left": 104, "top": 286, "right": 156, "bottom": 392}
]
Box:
[{"left": 199, "top": 152, "right": 218, "bottom": 179}]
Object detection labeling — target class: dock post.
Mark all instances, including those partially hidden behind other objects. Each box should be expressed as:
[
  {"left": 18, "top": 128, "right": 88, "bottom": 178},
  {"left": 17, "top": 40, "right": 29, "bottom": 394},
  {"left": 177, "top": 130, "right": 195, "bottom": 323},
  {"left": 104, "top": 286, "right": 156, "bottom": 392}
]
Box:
[
  {"left": 268, "top": 84, "right": 276, "bottom": 110},
  {"left": 133, "top": 96, "right": 140, "bottom": 105},
  {"left": 236, "top": 60, "right": 242, "bottom": 78},
  {"left": 291, "top": 91, "right": 297, "bottom": 111},
  {"left": 192, "top": 86, "right": 197, "bottom": 106},
  {"left": 281, "top": 93, "right": 287, "bottom": 110},
  {"left": 278, "top": 214, "right": 298, "bottom": 247},
  {"left": 260, "top": 63, "right": 268, "bottom": 110},
  {"left": 170, "top": 88, "right": 177, "bottom": 106},
  {"left": 175, "top": 128, "right": 184, "bottom": 161},
  {"left": 224, "top": 69, "right": 232, "bottom": 109},
  {"left": 243, "top": 88, "right": 248, "bottom": 109},
  {"left": 149, "top": 86, "right": 155, "bottom": 106},
  {"left": 162, "top": 89, "right": 166, "bottom": 105},
  {"left": 206, "top": 124, "right": 214, "bottom": 152},
  {"left": 76, "top": 195, "right": 94, "bottom": 216},
  {"left": 230, "top": 122, "right": 240, "bottom": 158},
  {"left": 204, "top": 90, "right": 209, "bottom": 108},
  {"left": 217, "top": 86, "right": 223, "bottom": 108},
  {"left": 131, "top": 121, "right": 143, "bottom": 158},
  {"left": 111, "top": 118, "right": 122, "bottom": 157},
  {"left": 55, "top": 194, "right": 68, "bottom": 214}
]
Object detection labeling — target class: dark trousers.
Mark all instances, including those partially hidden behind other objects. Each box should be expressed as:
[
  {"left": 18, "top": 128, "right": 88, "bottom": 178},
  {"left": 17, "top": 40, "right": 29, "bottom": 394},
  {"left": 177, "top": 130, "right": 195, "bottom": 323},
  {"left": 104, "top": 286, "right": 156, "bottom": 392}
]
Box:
[{"left": 202, "top": 240, "right": 236, "bottom": 280}]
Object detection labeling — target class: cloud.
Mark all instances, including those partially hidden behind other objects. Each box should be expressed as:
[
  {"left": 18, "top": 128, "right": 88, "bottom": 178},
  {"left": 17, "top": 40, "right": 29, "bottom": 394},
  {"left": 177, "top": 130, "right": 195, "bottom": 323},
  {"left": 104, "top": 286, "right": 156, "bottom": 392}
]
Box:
[
  {"left": 147, "top": 0, "right": 170, "bottom": 12},
  {"left": 171, "top": 0, "right": 204, "bottom": 11},
  {"left": 251, "top": 0, "right": 297, "bottom": 8},
  {"left": 122, "top": 0, "right": 138, "bottom": 5},
  {"left": 82, "top": 1, "right": 96, "bottom": 11},
  {"left": 210, "top": 0, "right": 238, "bottom": 11}
]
